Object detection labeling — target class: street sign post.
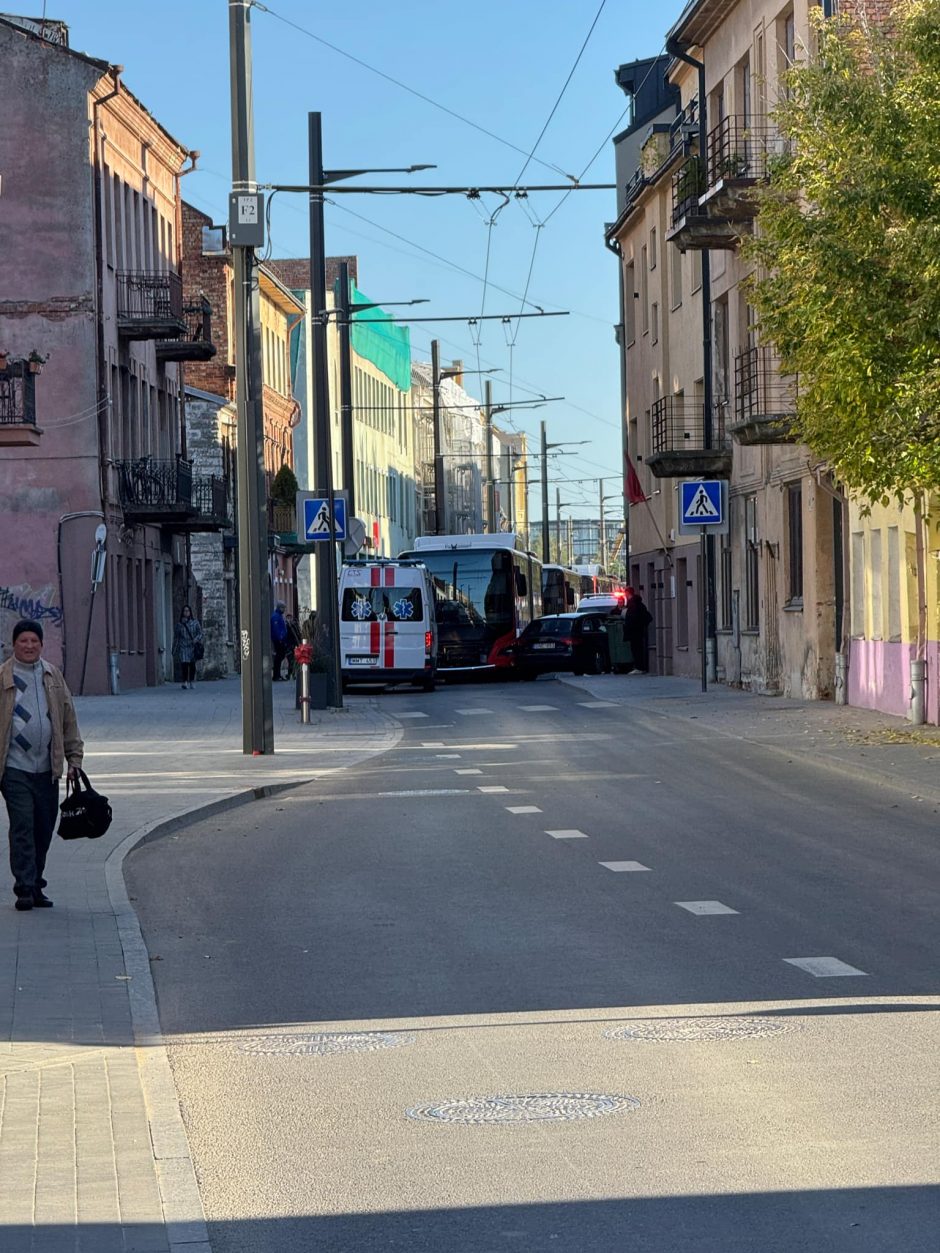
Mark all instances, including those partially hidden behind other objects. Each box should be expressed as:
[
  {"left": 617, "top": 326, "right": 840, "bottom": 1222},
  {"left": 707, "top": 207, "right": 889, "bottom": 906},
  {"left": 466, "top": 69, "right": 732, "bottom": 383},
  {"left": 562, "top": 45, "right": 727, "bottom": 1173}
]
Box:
[
  {"left": 296, "top": 491, "right": 348, "bottom": 543},
  {"left": 677, "top": 480, "right": 728, "bottom": 693}
]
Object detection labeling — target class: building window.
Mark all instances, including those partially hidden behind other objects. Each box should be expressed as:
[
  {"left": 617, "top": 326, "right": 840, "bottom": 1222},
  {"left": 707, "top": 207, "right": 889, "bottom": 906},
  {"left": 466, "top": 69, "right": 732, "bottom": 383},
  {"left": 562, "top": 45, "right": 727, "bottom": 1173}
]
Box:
[
  {"left": 786, "top": 483, "right": 803, "bottom": 605},
  {"left": 745, "top": 494, "right": 759, "bottom": 629},
  {"left": 851, "top": 531, "right": 865, "bottom": 637},
  {"left": 870, "top": 528, "right": 883, "bottom": 639},
  {"left": 720, "top": 530, "right": 733, "bottom": 629},
  {"left": 887, "top": 526, "right": 901, "bottom": 640},
  {"left": 625, "top": 261, "right": 636, "bottom": 344},
  {"left": 649, "top": 227, "right": 657, "bottom": 270},
  {"left": 670, "top": 246, "right": 682, "bottom": 310},
  {"left": 676, "top": 557, "right": 689, "bottom": 648},
  {"left": 640, "top": 246, "right": 649, "bottom": 334},
  {"left": 651, "top": 302, "right": 659, "bottom": 346},
  {"left": 691, "top": 249, "right": 702, "bottom": 294}
]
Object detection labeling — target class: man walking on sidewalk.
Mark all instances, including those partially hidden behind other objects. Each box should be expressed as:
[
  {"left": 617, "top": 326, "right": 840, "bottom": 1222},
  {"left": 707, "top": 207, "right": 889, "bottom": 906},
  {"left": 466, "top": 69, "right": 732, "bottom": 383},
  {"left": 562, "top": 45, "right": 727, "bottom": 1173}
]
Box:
[{"left": 0, "top": 619, "right": 83, "bottom": 910}]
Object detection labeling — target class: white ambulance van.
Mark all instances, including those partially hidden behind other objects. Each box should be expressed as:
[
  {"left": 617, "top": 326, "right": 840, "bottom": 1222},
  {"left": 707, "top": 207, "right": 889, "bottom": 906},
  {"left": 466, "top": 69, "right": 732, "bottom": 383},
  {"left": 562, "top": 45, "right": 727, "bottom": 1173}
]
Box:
[{"left": 339, "top": 559, "right": 438, "bottom": 690}]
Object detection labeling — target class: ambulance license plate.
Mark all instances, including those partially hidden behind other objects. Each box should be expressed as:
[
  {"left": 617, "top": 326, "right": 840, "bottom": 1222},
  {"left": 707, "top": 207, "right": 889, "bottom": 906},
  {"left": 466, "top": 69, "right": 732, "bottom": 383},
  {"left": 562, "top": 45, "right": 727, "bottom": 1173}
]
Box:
[{"left": 347, "top": 656, "right": 377, "bottom": 666}]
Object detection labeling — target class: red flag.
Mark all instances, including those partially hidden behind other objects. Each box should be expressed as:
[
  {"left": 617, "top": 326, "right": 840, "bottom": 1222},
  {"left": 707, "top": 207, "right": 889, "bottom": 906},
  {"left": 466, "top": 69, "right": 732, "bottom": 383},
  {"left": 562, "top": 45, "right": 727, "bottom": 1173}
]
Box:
[{"left": 624, "top": 452, "right": 647, "bottom": 506}]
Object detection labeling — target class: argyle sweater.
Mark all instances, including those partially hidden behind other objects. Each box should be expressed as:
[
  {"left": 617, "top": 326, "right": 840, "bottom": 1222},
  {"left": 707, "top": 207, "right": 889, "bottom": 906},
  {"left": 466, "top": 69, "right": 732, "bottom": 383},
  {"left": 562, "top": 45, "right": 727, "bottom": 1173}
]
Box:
[{"left": 6, "top": 660, "right": 53, "bottom": 773}]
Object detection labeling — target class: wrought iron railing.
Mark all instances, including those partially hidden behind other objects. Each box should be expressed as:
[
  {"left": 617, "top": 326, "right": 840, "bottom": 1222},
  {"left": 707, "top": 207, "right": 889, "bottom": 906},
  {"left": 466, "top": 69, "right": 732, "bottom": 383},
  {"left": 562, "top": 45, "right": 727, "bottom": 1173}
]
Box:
[
  {"left": 734, "top": 346, "right": 798, "bottom": 422},
  {"left": 705, "top": 117, "right": 789, "bottom": 187},
  {"left": 269, "top": 502, "right": 296, "bottom": 534},
  {"left": 192, "top": 475, "right": 229, "bottom": 523},
  {"left": 116, "top": 270, "right": 184, "bottom": 327},
  {"left": 671, "top": 155, "right": 706, "bottom": 223},
  {"left": 0, "top": 368, "right": 36, "bottom": 425},
  {"left": 155, "top": 297, "right": 215, "bottom": 359},
  {"left": 117, "top": 456, "right": 193, "bottom": 511},
  {"left": 651, "top": 396, "right": 725, "bottom": 455}
]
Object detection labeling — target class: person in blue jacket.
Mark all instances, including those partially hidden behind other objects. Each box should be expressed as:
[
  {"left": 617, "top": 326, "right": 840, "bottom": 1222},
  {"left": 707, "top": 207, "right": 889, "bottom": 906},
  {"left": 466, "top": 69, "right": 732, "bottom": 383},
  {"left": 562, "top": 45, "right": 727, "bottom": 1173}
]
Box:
[{"left": 271, "top": 602, "right": 289, "bottom": 681}]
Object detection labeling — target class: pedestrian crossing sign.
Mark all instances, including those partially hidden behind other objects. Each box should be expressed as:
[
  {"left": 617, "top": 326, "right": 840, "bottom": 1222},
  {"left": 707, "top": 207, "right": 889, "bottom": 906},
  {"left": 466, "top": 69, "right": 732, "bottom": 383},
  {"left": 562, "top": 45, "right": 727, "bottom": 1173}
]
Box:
[
  {"left": 680, "top": 480, "right": 725, "bottom": 528},
  {"left": 301, "top": 495, "right": 347, "bottom": 542}
]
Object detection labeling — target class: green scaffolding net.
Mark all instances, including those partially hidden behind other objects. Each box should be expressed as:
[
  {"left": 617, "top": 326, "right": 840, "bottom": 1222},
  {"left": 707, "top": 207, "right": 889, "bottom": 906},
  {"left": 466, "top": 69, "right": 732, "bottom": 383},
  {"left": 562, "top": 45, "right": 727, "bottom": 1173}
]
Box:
[{"left": 338, "top": 279, "right": 412, "bottom": 393}]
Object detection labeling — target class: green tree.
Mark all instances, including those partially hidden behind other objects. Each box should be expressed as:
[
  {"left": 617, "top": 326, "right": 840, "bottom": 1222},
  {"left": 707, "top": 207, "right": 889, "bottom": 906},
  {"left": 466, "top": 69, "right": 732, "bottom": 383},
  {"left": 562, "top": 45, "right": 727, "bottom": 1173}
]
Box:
[
  {"left": 744, "top": 0, "right": 940, "bottom": 502},
  {"left": 270, "top": 463, "right": 299, "bottom": 506}
]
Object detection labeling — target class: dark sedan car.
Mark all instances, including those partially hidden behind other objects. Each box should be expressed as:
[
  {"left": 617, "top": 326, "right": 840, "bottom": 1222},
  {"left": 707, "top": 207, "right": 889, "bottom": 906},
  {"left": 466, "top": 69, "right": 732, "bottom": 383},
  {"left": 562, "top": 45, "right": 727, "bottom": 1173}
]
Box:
[{"left": 508, "top": 613, "right": 613, "bottom": 680}]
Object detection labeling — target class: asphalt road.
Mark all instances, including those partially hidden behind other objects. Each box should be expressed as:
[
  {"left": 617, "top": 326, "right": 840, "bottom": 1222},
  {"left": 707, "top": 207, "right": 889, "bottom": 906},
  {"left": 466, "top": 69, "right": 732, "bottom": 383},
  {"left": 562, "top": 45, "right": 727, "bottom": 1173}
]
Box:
[{"left": 126, "top": 675, "right": 940, "bottom": 1252}]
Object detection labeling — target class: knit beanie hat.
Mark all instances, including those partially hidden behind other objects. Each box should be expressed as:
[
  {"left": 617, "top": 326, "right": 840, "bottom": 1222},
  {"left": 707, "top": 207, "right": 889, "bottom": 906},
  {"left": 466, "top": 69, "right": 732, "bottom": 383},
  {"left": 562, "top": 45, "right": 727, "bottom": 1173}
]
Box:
[{"left": 12, "top": 619, "right": 44, "bottom": 644}]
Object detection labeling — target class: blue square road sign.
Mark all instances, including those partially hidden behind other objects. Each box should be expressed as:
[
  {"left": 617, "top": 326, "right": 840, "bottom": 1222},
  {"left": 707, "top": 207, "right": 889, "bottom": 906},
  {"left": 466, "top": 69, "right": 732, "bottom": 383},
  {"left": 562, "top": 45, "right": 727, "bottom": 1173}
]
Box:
[
  {"left": 680, "top": 480, "right": 725, "bottom": 527},
  {"left": 302, "top": 495, "right": 347, "bottom": 542}
]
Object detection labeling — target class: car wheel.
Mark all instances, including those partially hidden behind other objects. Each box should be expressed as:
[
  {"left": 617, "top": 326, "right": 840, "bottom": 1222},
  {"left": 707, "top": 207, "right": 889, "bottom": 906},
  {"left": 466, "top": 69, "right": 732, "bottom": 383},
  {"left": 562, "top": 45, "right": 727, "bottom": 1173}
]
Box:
[
  {"left": 521, "top": 669, "right": 538, "bottom": 681},
  {"left": 422, "top": 674, "right": 436, "bottom": 692}
]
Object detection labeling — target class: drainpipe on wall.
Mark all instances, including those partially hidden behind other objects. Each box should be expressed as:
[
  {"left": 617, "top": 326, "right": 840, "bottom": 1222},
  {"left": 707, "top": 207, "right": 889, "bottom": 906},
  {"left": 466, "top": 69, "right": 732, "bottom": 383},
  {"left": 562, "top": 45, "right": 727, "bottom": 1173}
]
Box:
[
  {"left": 666, "top": 36, "right": 717, "bottom": 683},
  {"left": 91, "top": 65, "right": 122, "bottom": 688},
  {"left": 604, "top": 234, "right": 630, "bottom": 576}
]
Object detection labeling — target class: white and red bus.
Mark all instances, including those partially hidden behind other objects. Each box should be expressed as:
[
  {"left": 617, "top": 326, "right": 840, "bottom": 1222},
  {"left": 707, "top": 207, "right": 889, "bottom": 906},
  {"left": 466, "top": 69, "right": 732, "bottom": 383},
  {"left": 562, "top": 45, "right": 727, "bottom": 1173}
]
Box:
[{"left": 400, "top": 534, "right": 542, "bottom": 674}]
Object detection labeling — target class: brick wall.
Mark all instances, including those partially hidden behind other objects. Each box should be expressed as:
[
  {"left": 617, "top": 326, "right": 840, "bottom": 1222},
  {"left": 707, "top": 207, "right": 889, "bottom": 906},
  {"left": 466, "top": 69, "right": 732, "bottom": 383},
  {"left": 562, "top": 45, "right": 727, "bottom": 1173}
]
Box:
[
  {"left": 185, "top": 394, "right": 235, "bottom": 678},
  {"left": 266, "top": 256, "right": 357, "bottom": 292},
  {"left": 181, "top": 200, "right": 236, "bottom": 401}
]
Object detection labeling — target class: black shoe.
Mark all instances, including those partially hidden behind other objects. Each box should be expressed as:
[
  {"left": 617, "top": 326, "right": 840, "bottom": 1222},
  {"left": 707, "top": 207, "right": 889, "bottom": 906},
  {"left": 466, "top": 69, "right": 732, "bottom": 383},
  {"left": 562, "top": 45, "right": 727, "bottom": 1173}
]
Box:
[
  {"left": 32, "top": 891, "right": 53, "bottom": 908},
  {"left": 15, "top": 897, "right": 32, "bottom": 911}
]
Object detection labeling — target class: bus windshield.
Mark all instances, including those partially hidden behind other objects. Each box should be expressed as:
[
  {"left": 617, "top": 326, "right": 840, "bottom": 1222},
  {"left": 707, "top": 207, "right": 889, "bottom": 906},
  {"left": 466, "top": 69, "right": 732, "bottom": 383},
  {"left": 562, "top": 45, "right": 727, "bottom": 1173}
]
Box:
[{"left": 422, "top": 551, "right": 512, "bottom": 635}]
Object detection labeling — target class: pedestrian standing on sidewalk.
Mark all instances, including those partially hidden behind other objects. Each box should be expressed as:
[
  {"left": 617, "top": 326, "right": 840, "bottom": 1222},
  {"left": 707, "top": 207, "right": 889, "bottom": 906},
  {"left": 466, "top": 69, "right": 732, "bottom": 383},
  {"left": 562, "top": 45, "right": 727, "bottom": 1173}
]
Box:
[
  {"left": 622, "top": 591, "right": 653, "bottom": 674},
  {"left": 271, "top": 601, "right": 289, "bottom": 681},
  {"left": 0, "top": 619, "right": 83, "bottom": 911},
  {"left": 172, "top": 605, "right": 203, "bottom": 690}
]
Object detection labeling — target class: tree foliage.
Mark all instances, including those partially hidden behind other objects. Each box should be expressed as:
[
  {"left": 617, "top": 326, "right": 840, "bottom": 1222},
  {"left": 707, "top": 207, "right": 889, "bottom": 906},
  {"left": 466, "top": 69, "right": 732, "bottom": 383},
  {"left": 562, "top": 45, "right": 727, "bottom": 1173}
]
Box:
[
  {"left": 271, "top": 462, "right": 299, "bottom": 505},
  {"left": 744, "top": 0, "right": 940, "bottom": 502}
]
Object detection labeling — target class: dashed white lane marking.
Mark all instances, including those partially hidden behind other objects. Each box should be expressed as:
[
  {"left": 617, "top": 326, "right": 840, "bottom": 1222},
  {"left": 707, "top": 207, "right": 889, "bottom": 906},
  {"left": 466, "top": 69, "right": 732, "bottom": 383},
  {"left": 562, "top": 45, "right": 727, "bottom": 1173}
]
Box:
[
  {"left": 599, "top": 861, "right": 651, "bottom": 872},
  {"left": 519, "top": 705, "right": 559, "bottom": 712},
  {"left": 546, "top": 829, "right": 588, "bottom": 839},
  {"left": 456, "top": 709, "right": 492, "bottom": 716},
  {"left": 479, "top": 785, "right": 508, "bottom": 793},
  {"left": 783, "top": 956, "right": 868, "bottom": 977},
  {"left": 435, "top": 754, "right": 461, "bottom": 759},
  {"left": 675, "top": 900, "right": 739, "bottom": 916},
  {"left": 507, "top": 806, "right": 542, "bottom": 815},
  {"left": 397, "top": 712, "right": 429, "bottom": 719},
  {"left": 421, "top": 742, "right": 446, "bottom": 748},
  {"left": 455, "top": 768, "right": 483, "bottom": 775},
  {"left": 579, "top": 701, "right": 619, "bottom": 709}
]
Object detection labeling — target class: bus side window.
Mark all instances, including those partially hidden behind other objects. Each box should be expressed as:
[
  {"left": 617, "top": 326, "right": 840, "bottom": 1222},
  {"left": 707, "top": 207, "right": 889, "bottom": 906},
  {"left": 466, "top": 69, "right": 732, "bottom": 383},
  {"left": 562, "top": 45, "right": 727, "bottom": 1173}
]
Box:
[
  {"left": 515, "top": 571, "right": 528, "bottom": 597},
  {"left": 566, "top": 585, "right": 576, "bottom": 606}
]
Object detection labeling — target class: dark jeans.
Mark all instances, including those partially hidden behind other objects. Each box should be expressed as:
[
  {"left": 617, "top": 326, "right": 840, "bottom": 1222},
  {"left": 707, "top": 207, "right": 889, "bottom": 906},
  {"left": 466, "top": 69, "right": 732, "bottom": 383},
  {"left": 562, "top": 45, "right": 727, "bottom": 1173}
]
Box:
[
  {"left": 180, "top": 660, "right": 196, "bottom": 683},
  {"left": 1, "top": 768, "right": 59, "bottom": 899},
  {"left": 272, "top": 641, "right": 288, "bottom": 680},
  {"left": 627, "top": 631, "right": 648, "bottom": 673}
]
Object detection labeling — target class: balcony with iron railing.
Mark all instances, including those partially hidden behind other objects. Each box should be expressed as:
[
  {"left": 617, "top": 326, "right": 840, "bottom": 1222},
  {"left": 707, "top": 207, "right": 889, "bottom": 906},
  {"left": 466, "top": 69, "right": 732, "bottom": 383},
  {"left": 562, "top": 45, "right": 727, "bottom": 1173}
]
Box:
[
  {"left": 667, "top": 117, "right": 788, "bottom": 251},
  {"left": 0, "top": 361, "right": 41, "bottom": 446},
  {"left": 179, "top": 475, "right": 230, "bottom": 531},
  {"left": 647, "top": 396, "right": 732, "bottom": 479},
  {"left": 117, "top": 456, "right": 193, "bottom": 523},
  {"left": 116, "top": 270, "right": 186, "bottom": 340},
  {"left": 155, "top": 297, "right": 217, "bottom": 363},
  {"left": 729, "top": 346, "right": 798, "bottom": 445}
]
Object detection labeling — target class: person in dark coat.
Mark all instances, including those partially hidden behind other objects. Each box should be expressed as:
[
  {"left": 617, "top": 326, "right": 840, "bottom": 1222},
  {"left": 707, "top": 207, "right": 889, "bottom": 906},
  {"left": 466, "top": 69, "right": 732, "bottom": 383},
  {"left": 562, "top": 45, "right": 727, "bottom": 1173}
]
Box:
[
  {"left": 271, "top": 602, "right": 289, "bottom": 680},
  {"left": 172, "top": 605, "right": 203, "bottom": 689},
  {"left": 622, "top": 592, "right": 653, "bottom": 674}
]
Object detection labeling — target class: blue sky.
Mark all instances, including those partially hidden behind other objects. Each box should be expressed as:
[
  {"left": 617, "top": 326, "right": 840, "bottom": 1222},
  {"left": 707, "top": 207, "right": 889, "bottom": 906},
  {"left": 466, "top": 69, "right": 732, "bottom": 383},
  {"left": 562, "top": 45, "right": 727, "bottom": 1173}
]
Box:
[{"left": 52, "top": 0, "right": 686, "bottom": 519}]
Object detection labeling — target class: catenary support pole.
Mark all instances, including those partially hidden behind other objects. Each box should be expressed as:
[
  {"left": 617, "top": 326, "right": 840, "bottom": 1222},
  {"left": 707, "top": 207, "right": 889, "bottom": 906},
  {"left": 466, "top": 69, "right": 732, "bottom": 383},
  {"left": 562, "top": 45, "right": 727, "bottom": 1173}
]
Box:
[
  {"left": 337, "top": 259, "right": 356, "bottom": 517},
  {"left": 555, "top": 488, "right": 562, "bottom": 565},
  {"left": 598, "top": 479, "right": 607, "bottom": 571},
  {"left": 308, "top": 112, "right": 342, "bottom": 708},
  {"left": 484, "top": 380, "right": 495, "bottom": 533},
  {"left": 540, "top": 420, "right": 550, "bottom": 563},
  {"left": 431, "top": 339, "right": 445, "bottom": 534},
  {"left": 229, "top": 0, "right": 273, "bottom": 753}
]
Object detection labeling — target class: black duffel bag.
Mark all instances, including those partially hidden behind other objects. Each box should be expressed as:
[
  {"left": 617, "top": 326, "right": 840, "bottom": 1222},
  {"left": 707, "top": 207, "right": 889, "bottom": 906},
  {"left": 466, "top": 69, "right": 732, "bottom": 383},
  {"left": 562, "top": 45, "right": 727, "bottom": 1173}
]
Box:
[{"left": 58, "top": 769, "right": 113, "bottom": 841}]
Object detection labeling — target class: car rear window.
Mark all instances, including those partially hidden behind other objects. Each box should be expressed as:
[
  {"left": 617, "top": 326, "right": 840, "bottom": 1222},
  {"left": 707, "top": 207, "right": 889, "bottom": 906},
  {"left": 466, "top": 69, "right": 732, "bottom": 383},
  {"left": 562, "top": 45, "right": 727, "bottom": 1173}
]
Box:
[
  {"left": 342, "top": 586, "right": 424, "bottom": 622},
  {"left": 523, "top": 618, "right": 573, "bottom": 638}
]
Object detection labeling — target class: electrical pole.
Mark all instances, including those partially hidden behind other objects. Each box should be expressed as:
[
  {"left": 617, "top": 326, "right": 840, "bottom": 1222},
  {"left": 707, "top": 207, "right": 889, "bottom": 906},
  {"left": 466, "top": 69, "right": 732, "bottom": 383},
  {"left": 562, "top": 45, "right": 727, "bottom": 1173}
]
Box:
[
  {"left": 540, "top": 420, "right": 549, "bottom": 563},
  {"left": 484, "top": 379, "right": 495, "bottom": 533},
  {"left": 598, "top": 479, "right": 607, "bottom": 570},
  {"left": 431, "top": 339, "right": 445, "bottom": 534},
  {"left": 555, "top": 487, "right": 562, "bottom": 565},
  {"left": 307, "top": 111, "right": 342, "bottom": 708},
  {"left": 229, "top": 0, "right": 273, "bottom": 754},
  {"left": 337, "top": 259, "right": 355, "bottom": 517}
]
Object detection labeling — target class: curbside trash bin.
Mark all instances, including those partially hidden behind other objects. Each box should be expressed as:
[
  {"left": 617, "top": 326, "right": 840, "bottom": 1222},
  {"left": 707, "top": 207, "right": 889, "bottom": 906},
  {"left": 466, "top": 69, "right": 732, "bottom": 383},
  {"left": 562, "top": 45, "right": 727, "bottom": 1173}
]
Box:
[{"left": 605, "top": 613, "right": 634, "bottom": 674}]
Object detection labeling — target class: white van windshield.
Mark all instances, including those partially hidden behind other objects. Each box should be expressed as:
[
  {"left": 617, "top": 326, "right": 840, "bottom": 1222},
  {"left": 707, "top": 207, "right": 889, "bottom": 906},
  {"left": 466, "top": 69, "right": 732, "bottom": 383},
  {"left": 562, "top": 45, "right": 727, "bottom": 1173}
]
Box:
[{"left": 341, "top": 586, "right": 424, "bottom": 623}]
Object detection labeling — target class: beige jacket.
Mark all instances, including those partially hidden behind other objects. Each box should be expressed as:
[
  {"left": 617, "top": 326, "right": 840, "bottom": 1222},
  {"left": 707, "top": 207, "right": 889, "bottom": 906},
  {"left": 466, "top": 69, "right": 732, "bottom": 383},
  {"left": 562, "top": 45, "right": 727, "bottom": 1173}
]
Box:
[{"left": 0, "top": 657, "right": 84, "bottom": 779}]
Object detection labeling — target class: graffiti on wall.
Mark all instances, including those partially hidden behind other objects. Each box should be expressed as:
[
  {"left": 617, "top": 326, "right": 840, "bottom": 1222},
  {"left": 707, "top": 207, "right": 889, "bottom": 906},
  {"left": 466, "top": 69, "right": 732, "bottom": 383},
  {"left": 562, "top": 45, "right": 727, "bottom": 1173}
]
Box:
[{"left": 0, "top": 585, "right": 63, "bottom": 658}]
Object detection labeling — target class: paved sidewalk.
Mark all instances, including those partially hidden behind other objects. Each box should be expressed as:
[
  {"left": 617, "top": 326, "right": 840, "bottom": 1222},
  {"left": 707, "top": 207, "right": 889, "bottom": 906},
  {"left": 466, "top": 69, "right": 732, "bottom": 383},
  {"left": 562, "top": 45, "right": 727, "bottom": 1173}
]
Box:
[{"left": 0, "top": 678, "right": 399, "bottom": 1253}]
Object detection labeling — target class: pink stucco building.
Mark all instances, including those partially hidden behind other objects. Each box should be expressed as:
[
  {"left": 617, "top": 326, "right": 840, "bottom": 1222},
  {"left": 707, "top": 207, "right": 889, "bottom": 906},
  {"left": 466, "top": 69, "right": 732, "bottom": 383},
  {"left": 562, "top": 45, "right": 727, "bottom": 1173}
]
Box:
[{"left": 0, "top": 15, "right": 223, "bottom": 693}]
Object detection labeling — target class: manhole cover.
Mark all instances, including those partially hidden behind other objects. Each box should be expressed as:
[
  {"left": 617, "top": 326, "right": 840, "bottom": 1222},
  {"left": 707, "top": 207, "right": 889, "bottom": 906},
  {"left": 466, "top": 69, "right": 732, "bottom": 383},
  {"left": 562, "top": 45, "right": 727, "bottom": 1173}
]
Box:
[
  {"left": 238, "top": 1031, "right": 416, "bottom": 1056},
  {"left": 605, "top": 1016, "right": 797, "bottom": 1043},
  {"left": 405, "top": 1092, "right": 640, "bottom": 1125}
]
